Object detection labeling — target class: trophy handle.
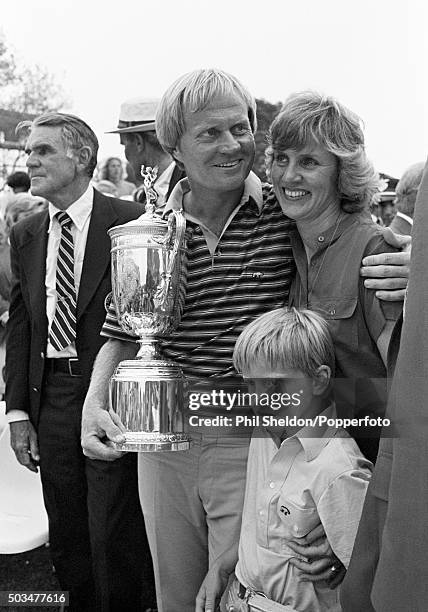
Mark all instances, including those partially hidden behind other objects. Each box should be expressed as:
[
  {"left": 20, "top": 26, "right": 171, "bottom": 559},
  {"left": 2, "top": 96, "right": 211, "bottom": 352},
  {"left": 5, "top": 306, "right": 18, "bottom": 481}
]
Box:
[
  {"left": 154, "top": 209, "right": 186, "bottom": 311},
  {"left": 167, "top": 208, "right": 186, "bottom": 270}
]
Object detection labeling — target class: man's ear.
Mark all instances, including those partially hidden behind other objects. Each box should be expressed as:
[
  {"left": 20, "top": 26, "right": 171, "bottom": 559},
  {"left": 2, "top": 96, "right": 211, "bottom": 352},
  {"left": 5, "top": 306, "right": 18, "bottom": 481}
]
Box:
[
  {"left": 75, "top": 145, "right": 92, "bottom": 170},
  {"left": 312, "top": 365, "right": 331, "bottom": 396},
  {"left": 135, "top": 133, "right": 146, "bottom": 152}
]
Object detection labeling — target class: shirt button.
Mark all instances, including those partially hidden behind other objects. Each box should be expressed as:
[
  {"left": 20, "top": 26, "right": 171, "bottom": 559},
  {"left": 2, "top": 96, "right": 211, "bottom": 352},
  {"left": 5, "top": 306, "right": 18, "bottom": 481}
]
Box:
[
  {"left": 259, "top": 510, "right": 264, "bottom": 516},
  {"left": 329, "top": 308, "right": 336, "bottom": 315},
  {"left": 318, "top": 235, "right": 325, "bottom": 242},
  {"left": 40, "top": 351, "right": 44, "bottom": 359},
  {"left": 32, "top": 387, "right": 38, "bottom": 393},
  {"left": 269, "top": 482, "right": 275, "bottom": 489}
]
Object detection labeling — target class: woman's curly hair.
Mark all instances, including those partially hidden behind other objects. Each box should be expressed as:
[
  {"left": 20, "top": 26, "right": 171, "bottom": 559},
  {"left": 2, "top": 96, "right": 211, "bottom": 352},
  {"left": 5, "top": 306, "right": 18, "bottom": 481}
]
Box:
[{"left": 265, "top": 91, "right": 381, "bottom": 213}]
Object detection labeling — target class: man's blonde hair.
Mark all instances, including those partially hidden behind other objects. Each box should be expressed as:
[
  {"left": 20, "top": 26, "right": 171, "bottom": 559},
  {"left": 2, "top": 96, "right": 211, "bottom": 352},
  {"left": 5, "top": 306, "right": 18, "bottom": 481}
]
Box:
[
  {"left": 233, "top": 307, "right": 335, "bottom": 377},
  {"left": 156, "top": 68, "right": 257, "bottom": 157}
]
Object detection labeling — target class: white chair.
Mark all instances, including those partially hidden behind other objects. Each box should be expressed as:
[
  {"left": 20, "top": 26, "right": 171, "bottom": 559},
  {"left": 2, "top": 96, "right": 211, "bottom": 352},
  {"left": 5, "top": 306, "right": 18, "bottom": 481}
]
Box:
[
  {"left": 0, "top": 400, "right": 7, "bottom": 437},
  {"left": 0, "top": 414, "right": 49, "bottom": 554}
]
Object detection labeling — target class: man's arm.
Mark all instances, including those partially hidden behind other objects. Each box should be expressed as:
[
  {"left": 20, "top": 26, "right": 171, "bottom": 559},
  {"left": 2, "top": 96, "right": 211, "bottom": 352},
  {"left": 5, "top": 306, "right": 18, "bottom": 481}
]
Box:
[
  {"left": 9, "top": 420, "right": 40, "bottom": 473},
  {"left": 5, "top": 227, "right": 38, "bottom": 471},
  {"left": 81, "top": 337, "right": 138, "bottom": 461},
  {"left": 287, "top": 523, "right": 346, "bottom": 587},
  {"left": 195, "top": 541, "right": 238, "bottom": 612},
  {"left": 360, "top": 228, "right": 411, "bottom": 301}
]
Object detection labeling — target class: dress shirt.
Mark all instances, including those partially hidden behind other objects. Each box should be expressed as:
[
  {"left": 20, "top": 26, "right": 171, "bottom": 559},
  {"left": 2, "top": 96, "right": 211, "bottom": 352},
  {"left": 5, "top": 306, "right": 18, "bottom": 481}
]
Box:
[
  {"left": 46, "top": 185, "right": 93, "bottom": 357},
  {"left": 235, "top": 404, "right": 372, "bottom": 611},
  {"left": 8, "top": 184, "right": 93, "bottom": 423}
]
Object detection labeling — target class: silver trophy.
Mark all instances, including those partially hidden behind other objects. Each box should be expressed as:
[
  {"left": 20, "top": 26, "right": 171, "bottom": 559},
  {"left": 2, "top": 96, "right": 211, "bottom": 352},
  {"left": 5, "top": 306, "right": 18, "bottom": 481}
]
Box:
[{"left": 108, "top": 166, "right": 190, "bottom": 451}]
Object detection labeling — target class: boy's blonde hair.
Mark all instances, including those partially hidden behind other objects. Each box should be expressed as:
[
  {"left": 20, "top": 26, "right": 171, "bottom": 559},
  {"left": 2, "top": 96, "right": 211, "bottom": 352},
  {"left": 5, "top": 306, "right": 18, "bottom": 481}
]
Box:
[{"left": 233, "top": 307, "right": 335, "bottom": 377}]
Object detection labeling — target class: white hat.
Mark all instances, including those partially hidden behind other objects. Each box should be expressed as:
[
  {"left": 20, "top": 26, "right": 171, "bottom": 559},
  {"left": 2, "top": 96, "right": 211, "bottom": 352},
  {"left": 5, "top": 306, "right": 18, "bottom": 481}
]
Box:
[{"left": 107, "top": 97, "right": 159, "bottom": 134}]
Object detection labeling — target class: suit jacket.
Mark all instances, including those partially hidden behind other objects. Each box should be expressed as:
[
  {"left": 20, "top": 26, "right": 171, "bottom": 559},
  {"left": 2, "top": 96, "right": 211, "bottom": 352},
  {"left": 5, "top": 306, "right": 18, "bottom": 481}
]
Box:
[
  {"left": 342, "top": 160, "right": 428, "bottom": 611},
  {"left": 5, "top": 188, "right": 143, "bottom": 426},
  {"left": 0, "top": 242, "right": 11, "bottom": 344},
  {"left": 388, "top": 213, "right": 413, "bottom": 236}
]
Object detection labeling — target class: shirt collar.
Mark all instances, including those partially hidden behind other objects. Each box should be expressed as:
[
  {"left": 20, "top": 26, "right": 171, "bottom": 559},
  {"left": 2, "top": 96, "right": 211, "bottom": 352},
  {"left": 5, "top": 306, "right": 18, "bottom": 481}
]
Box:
[
  {"left": 48, "top": 184, "right": 93, "bottom": 232},
  {"left": 395, "top": 211, "right": 413, "bottom": 226},
  {"left": 290, "top": 210, "right": 369, "bottom": 255},
  {"left": 163, "top": 170, "right": 264, "bottom": 218},
  {"left": 283, "top": 402, "right": 339, "bottom": 462},
  {"left": 152, "top": 162, "right": 176, "bottom": 207}
]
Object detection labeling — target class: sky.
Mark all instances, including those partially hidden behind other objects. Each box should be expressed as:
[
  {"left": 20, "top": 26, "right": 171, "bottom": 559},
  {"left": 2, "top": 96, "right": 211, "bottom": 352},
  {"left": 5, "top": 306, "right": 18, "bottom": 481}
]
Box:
[{"left": 1, "top": 0, "right": 427, "bottom": 178}]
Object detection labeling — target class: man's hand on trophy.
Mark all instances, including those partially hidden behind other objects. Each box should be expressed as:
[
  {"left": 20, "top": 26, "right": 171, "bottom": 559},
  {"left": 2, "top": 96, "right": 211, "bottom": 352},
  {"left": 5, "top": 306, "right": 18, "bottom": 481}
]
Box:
[{"left": 81, "top": 406, "right": 127, "bottom": 461}]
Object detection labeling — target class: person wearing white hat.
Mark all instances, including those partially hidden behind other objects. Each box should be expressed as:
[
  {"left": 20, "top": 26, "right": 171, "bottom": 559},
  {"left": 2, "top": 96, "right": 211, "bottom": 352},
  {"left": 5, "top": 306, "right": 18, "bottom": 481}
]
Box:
[{"left": 107, "top": 97, "right": 185, "bottom": 207}]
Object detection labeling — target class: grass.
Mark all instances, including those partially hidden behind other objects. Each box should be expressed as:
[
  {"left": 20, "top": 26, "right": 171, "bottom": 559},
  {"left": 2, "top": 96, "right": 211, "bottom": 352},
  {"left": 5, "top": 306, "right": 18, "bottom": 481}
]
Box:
[
  {"left": 0, "top": 545, "right": 61, "bottom": 612},
  {"left": 0, "top": 545, "right": 158, "bottom": 611}
]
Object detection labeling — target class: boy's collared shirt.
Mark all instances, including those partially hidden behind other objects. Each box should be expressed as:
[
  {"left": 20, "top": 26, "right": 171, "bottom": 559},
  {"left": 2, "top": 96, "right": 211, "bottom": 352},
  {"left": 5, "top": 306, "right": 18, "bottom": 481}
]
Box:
[{"left": 236, "top": 404, "right": 372, "bottom": 612}]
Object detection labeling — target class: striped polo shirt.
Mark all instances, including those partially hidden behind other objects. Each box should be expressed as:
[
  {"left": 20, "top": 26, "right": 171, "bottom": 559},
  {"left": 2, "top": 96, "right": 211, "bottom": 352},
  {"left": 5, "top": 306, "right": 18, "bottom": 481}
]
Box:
[{"left": 101, "top": 173, "right": 295, "bottom": 377}]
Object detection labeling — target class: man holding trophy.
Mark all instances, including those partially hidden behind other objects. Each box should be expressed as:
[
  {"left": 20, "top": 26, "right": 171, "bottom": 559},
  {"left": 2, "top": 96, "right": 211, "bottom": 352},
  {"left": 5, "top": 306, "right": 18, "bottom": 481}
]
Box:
[{"left": 82, "top": 69, "right": 409, "bottom": 611}]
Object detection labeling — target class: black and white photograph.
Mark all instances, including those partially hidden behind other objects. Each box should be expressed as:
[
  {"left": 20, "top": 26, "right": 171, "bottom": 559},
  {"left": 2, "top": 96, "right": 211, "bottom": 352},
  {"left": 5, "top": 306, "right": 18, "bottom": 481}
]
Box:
[{"left": 0, "top": 1, "right": 427, "bottom": 611}]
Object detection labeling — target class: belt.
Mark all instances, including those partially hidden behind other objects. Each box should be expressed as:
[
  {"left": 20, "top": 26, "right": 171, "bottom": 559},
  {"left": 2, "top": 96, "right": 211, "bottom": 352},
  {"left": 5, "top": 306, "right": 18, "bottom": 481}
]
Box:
[
  {"left": 46, "top": 357, "right": 82, "bottom": 377},
  {"left": 237, "top": 581, "right": 297, "bottom": 612}
]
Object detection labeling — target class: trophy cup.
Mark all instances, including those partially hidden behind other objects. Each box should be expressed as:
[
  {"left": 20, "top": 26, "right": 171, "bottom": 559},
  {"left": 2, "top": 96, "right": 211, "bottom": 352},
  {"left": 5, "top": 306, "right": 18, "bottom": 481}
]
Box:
[{"left": 108, "top": 166, "right": 190, "bottom": 451}]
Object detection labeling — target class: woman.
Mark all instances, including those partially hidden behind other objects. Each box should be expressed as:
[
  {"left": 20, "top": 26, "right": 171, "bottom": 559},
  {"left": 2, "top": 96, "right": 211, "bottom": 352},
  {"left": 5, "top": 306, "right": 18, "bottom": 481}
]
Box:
[
  {"left": 99, "top": 156, "right": 135, "bottom": 197},
  {"left": 266, "top": 91, "right": 402, "bottom": 462}
]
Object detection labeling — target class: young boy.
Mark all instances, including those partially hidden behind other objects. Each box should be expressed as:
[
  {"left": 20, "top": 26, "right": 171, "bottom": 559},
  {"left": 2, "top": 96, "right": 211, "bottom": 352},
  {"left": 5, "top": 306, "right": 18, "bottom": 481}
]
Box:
[{"left": 197, "top": 307, "right": 372, "bottom": 612}]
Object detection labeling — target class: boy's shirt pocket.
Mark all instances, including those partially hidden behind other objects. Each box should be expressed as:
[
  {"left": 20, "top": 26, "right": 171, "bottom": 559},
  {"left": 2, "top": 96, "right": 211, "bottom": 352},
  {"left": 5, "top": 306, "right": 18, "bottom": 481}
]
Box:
[
  {"left": 276, "top": 497, "right": 319, "bottom": 557},
  {"left": 256, "top": 490, "right": 320, "bottom": 559}
]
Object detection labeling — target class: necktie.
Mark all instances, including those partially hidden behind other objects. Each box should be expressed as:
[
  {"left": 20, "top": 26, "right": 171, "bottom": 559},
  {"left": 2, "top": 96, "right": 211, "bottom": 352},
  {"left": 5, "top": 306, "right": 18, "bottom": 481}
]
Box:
[{"left": 49, "top": 211, "right": 77, "bottom": 351}]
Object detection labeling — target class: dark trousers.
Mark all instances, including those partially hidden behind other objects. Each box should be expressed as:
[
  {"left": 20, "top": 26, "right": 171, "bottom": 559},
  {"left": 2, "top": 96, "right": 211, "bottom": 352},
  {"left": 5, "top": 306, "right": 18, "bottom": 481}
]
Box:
[
  {"left": 87, "top": 454, "right": 156, "bottom": 611},
  {"left": 38, "top": 368, "right": 156, "bottom": 611},
  {"left": 38, "top": 369, "right": 95, "bottom": 612}
]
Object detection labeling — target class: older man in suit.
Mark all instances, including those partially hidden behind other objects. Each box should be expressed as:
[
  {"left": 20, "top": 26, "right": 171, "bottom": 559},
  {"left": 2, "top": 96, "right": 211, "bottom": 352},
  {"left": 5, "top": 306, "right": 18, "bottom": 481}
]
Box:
[{"left": 5, "top": 112, "right": 154, "bottom": 611}]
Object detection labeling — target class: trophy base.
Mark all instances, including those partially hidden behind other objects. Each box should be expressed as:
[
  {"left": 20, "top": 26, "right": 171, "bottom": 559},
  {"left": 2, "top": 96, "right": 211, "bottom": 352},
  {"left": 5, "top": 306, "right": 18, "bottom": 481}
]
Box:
[
  {"left": 109, "top": 358, "right": 190, "bottom": 452},
  {"left": 112, "top": 431, "right": 191, "bottom": 452}
]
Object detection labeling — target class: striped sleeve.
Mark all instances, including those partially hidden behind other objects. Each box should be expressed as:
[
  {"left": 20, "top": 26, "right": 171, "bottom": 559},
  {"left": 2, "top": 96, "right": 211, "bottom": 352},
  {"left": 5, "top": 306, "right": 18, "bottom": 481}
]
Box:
[{"left": 100, "top": 302, "right": 138, "bottom": 342}]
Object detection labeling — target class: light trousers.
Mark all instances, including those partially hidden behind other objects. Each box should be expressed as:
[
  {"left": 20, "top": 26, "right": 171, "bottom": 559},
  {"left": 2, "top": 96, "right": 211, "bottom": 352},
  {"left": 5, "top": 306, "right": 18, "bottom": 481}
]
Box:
[{"left": 138, "top": 433, "right": 250, "bottom": 612}]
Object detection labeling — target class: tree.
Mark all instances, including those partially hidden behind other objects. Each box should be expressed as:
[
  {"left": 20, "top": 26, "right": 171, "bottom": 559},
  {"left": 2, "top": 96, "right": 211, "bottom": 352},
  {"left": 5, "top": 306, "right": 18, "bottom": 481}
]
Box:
[
  {"left": 253, "top": 98, "right": 282, "bottom": 181},
  {"left": 0, "top": 35, "right": 68, "bottom": 114}
]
